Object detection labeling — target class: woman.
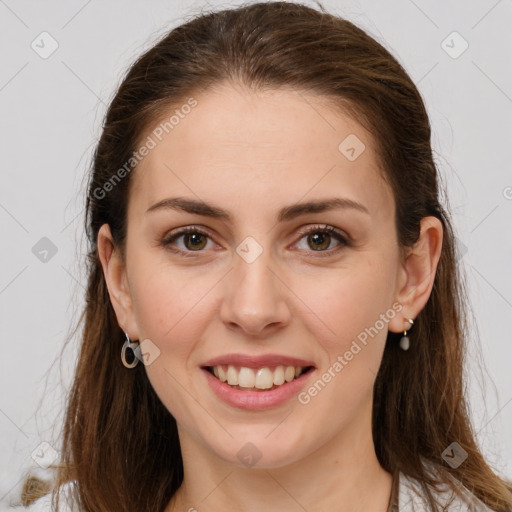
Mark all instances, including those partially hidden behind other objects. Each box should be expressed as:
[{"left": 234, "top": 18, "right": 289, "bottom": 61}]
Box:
[{"left": 16, "top": 1, "right": 512, "bottom": 511}]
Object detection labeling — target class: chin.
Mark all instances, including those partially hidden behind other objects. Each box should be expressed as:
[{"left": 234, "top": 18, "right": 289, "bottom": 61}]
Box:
[{"left": 208, "top": 432, "right": 310, "bottom": 470}]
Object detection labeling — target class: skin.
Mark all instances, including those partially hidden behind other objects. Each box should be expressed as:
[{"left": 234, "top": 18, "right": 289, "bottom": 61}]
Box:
[{"left": 98, "top": 82, "right": 443, "bottom": 512}]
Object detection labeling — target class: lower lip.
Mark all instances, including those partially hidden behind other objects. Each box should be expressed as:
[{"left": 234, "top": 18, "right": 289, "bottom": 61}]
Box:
[{"left": 201, "top": 367, "right": 315, "bottom": 410}]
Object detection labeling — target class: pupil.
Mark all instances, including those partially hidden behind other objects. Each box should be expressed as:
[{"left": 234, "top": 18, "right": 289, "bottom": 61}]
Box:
[
  {"left": 186, "top": 233, "right": 206, "bottom": 250},
  {"left": 309, "top": 232, "right": 329, "bottom": 250}
]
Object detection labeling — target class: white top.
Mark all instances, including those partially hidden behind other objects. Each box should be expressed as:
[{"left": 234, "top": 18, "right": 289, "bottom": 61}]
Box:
[
  {"left": 10, "top": 471, "right": 495, "bottom": 511},
  {"left": 398, "top": 471, "right": 494, "bottom": 511}
]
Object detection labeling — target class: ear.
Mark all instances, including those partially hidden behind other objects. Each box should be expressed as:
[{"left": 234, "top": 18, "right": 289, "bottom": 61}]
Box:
[
  {"left": 388, "top": 216, "right": 443, "bottom": 334},
  {"left": 97, "top": 223, "right": 139, "bottom": 340}
]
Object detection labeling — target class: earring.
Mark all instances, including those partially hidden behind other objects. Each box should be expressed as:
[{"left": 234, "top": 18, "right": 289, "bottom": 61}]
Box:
[
  {"left": 399, "top": 318, "right": 415, "bottom": 351},
  {"left": 121, "top": 332, "right": 140, "bottom": 368}
]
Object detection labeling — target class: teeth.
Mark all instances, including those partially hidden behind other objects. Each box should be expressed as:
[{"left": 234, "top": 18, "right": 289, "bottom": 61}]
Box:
[
  {"left": 211, "top": 364, "right": 307, "bottom": 390},
  {"left": 239, "top": 367, "right": 256, "bottom": 388},
  {"left": 273, "top": 365, "right": 285, "bottom": 385},
  {"left": 226, "top": 365, "right": 238, "bottom": 385},
  {"left": 255, "top": 368, "right": 273, "bottom": 389}
]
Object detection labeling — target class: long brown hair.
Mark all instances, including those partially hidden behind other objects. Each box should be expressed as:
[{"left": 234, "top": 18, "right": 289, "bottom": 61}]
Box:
[{"left": 20, "top": 2, "right": 512, "bottom": 511}]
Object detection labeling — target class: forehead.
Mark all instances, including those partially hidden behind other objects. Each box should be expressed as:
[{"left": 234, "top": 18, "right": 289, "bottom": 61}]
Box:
[{"left": 129, "top": 83, "right": 393, "bottom": 220}]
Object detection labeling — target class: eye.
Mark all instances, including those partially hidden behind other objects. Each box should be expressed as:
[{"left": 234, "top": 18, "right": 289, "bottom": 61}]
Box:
[
  {"left": 161, "top": 224, "right": 349, "bottom": 257},
  {"left": 161, "top": 226, "right": 216, "bottom": 255},
  {"left": 293, "top": 225, "right": 349, "bottom": 254}
]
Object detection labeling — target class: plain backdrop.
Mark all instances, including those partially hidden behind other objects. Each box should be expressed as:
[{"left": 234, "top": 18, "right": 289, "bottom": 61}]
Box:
[{"left": 1, "top": 0, "right": 511, "bottom": 508}]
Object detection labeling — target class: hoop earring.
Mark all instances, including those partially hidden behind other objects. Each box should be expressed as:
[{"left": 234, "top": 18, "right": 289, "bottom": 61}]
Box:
[
  {"left": 399, "top": 318, "right": 415, "bottom": 351},
  {"left": 121, "top": 332, "right": 140, "bottom": 368}
]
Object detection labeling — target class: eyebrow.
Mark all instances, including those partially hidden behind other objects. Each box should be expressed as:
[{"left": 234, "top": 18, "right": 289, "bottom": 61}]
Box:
[{"left": 145, "top": 196, "right": 370, "bottom": 222}]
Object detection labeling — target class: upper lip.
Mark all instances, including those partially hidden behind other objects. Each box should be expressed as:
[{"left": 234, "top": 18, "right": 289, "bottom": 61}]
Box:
[{"left": 201, "top": 353, "right": 316, "bottom": 369}]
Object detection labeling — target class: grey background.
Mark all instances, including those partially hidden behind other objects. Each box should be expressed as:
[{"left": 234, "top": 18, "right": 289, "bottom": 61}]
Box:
[{"left": 1, "top": 0, "right": 511, "bottom": 508}]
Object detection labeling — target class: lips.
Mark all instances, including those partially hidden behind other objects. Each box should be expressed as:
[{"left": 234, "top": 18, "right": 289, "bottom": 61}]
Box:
[
  {"left": 202, "top": 364, "right": 316, "bottom": 410},
  {"left": 201, "top": 353, "right": 316, "bottom": 369}
]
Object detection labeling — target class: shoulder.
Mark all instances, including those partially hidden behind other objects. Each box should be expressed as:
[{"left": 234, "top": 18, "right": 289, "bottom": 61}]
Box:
[
  {"left": 9, "top": 493, "right": 51, "bottom": 511},
  {"left": 398, "top": 465, "right": 495, "bottom": 511},
  {"left": 8, "top": 481, "right": 78, "bottom": 512}
]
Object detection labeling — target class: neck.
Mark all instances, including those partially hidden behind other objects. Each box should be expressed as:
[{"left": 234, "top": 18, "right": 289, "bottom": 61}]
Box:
[{"left": 167, "top": 403, "right": 393, "bottom": 512}]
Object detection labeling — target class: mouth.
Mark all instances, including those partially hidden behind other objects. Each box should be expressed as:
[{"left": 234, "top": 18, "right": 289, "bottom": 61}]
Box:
[{"left": 201, "top": 364, "right": 316, "bottom": 392}]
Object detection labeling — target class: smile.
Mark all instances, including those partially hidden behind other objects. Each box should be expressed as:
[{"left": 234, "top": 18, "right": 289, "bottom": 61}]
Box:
[
  {"left": 205, "top": 364, "right": 313, "bottom": 391},
  {"left": 201, "top": 364, "right": 316, "bottom": 410}
]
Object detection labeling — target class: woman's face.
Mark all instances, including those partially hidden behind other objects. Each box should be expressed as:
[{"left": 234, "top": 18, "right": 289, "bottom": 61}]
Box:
[{"left": 101, "top": 82, "right": 411, "bottom": 468}]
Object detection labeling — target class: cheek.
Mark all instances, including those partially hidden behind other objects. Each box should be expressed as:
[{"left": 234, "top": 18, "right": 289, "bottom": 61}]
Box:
[
  {"left": 127, "top": 261, "right": 216, "bottom": 426},
  {"left": 128, "top": 258, "right": 214, "bottom": 355},
  {"left": 291, "top": 258, "right": 396, "bottom": 352},
  {"left": 290, "top": 265, "right": 396, "bottom": 435}
]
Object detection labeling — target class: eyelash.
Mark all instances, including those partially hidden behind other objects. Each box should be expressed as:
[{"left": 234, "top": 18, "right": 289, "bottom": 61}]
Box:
[{"left": 161, "top": 224, "right": 349, "bottom": 258}]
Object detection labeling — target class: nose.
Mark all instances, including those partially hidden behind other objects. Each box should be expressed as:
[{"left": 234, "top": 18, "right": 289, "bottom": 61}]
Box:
[{"left": 220, "top": 248, "right": 291, "bottom": 337}]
